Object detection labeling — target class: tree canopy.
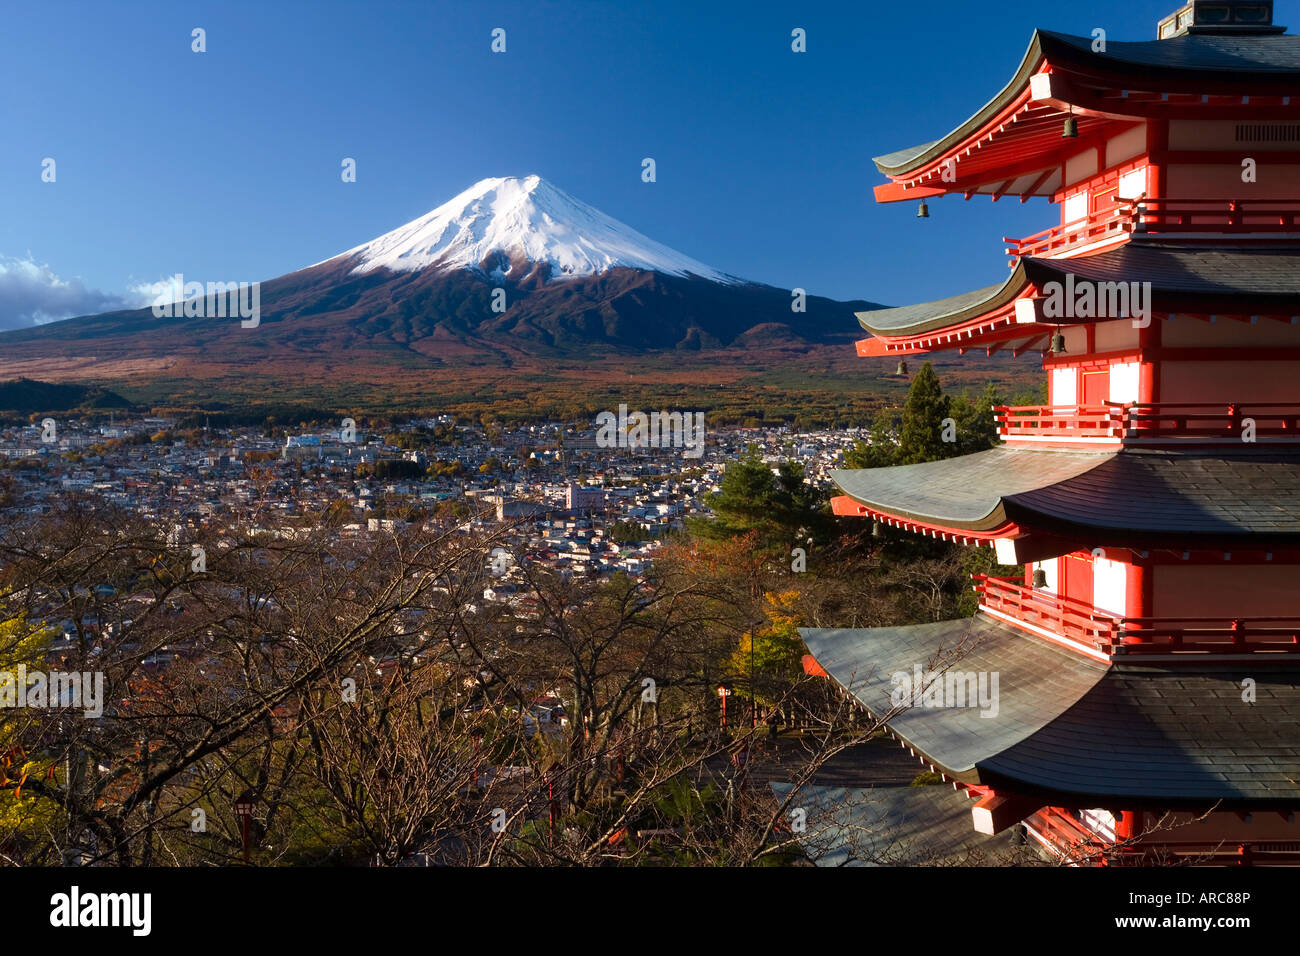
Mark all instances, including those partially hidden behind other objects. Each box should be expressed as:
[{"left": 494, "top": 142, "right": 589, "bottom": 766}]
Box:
[
  {"left": 688, "top": 450, "right": 830, "bottom": 553},
  {"left": 846, "top": 363, "right": 1003, "bottom": 469}
]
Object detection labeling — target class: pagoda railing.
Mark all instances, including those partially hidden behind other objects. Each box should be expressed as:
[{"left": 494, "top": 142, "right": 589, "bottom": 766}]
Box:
[
  {"left": 1004, "top": 204, "right": 1132, "bottom": 263},
  {"left": 1006, "top": 197, "right": 1300, "bottom": 263},
  {"left": 1132, "top": 197, "right": 1300, "bottom": 234},
  {"left": 975, "top": 575, "right": 1300, "bottom": 656},
  {"left": 974, "top": 575, "right": 1117, "bottom": 647},
  {"left": 995, "top": 404, "right": 1125, "bottom": 438},
  {"left": 1023, "top": 808, "right": 1106, "bottom": 864},
  {"left": 995, "top": 403, "right": 1300, "bottom": 441},
  {"left": 1027, "top": 807, "right": 1300, "bottom": 865}
]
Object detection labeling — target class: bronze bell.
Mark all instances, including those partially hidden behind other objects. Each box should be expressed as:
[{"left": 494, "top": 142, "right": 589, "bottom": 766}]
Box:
[
  {"left": 872, "top": 521, "right": 883, "bottom": 539},
  {"left": 1063, "top": 115, "right": 1078, "bottom": 138},
  {"left": 1050, "top": 330, "right": 1066, "bottom": 354},
  {"left": 1032, "top": 567, "right": 1048, "bottom": 588},
  {"left": 916, "top": 200, "right": 929, "bottom": 218},
  {"left": 895, "top": 359, "right": 908, "bottom": 376}
]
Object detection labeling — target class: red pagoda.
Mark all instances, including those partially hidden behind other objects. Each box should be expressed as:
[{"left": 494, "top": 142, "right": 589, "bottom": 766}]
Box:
[{"left": 802, "top": 0, "right": 1300, "bottom": 865}]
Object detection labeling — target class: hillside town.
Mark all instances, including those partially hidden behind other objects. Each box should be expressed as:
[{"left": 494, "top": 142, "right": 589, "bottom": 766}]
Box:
[{"left": 0, "top": 414, "right": 859, "bottom": 584}]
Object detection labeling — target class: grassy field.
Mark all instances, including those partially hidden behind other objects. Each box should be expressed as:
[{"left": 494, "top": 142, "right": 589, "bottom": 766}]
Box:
[{"left": 52, "top": 343, "right": 1042, "bottom": 428}]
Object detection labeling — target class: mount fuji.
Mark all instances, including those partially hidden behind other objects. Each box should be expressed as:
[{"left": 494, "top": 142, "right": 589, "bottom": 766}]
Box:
[
  {"left": 0, "top": 175, "right": 882, "bottom": 395},
  {"left": 328, "top": 174, "right": 741, "bottom": 285}
]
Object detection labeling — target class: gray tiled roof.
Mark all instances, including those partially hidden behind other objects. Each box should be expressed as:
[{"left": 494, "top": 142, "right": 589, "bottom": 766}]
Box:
[
  {"left": 874, "top": 29, "right": 1300, "bottom": 175},
  {"left": 830, "top": 446, "right": 1109, "bottom": 529},
  {"left": 857, "top": 245, "right": 1300, "bottom": 339},
  {"left": 800, "top": 617, "right": 1107, "bottom": 776},
  {"left": 1040, "top": 30, "right": 1300, "bottom": 74},
  {"left": 855, "top": 282, "right": 1011, "bottom": 335},
  {"left": 769, "top": 782, "right": 1022, "bottom": 866},
  {"left": 802, "top": 618, "right": 1300, "bottom": 804},
  {"left": 1007, "top": 448, "right": 1300, "bottom": 541},
  {"left": 1022, "top": 244, "right": 1300, "bottom": 308},
  {"left": 986, "top": 665, "right": 1300, "bottom": 802},
  {"left": 832, "top": 447, "right": 1300, "bottom": 544},
  {"left": 872, "top": 140, "right": 941, "bottom": 172}
]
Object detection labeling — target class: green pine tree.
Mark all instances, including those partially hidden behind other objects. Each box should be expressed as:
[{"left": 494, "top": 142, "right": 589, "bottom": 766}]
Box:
[
  {"left": 896, "top": 362, "right": 952, "bottom": 465},
  {"left": 843, "top": 415, "right": 898, "bottom": 469},
  {"left": 689, "top": 449, "right": 830, "bottom": 552},
  {"left": 950, "top": 382, "right": 1002, "bottom": 456}
]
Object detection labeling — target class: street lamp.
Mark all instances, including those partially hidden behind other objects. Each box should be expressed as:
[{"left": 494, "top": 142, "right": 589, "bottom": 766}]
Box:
[
  {"left": 233, "top": 789, "right": 257, "bottom": 865},
  {"left": 717, "top": 684, "right": 731, "bottom": 730},
  {"left": 750, "top": 636, "right": 756, "bottom": 730}
]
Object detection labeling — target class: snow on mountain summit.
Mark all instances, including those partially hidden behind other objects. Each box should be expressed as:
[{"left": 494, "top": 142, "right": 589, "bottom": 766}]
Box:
[{"left": 333, "top": 175, "right": 742, "bottom": 284}]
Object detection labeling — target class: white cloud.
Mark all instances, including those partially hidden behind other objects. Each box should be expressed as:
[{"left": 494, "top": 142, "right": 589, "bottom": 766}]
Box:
[{"left": 0, "top": 255, "right": 150, "bottom": 331}]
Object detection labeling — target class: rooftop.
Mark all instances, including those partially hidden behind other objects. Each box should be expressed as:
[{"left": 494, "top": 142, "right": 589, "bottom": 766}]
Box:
[
  {"left": 831, "top": 445, "right": 1300, "bottom": 547},
  {"left": 857, "top": 243, "right": 1300, "bottom": 349},
  {"left": 802, "top": 616, "right": 1300, "bottom": 805},
  {"left": 874, "top": 28, "right": 1300, "bottom": 197}
]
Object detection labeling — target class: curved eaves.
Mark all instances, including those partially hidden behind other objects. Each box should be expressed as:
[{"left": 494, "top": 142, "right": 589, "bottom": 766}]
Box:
[
  {"left": 855, "top": 268, "right": 1027, "bottom": 337},
  {"left": 872, "top": 30, "right": 1048, "bottom": 177}
]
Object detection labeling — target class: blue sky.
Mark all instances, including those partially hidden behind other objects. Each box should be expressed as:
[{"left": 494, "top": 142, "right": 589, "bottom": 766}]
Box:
[{"left": 0, "top": 0, "right": 1239, "bottom": 328}]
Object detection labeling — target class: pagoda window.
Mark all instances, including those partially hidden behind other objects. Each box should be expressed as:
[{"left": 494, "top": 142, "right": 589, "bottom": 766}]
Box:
[
  {"left": 1080, "top": 808, "right": 1117, "bottom": 842},
  {"left": 1050, "top": 367, "right": 1078, "bottom": 406},
  {"left": 1093, "top": 556, "right": 1128, "bottom": 616},
  {"left": 1109, "top": 362, "right": 1141, "bottom": 404},
  {"left": 1062, "top": 191, "right": 1088, "bottom": 225},
  {"left": 1116, "top": 167, "right": 1147, "bottom": 202}
]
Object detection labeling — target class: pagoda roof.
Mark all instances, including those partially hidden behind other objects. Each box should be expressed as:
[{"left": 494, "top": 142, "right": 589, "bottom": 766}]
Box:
[
  {"left": 872, "top": 29, "right": 1300, "bottom": 200},
  {"left": 1026, "top": 242, "right": 1300, "bottom": 308},
  {"left": 801, "top": 616, "right": 1300, "bottom": 805},
  {"left": 857, "top": 282, "right": 1011, "bottom": 337},
  {"left": 769, "top": 781, "right": 1021, "bottom": 866},
  {"left": 1040, "top": 29, "right": 1299, "bottom": 77},
  {"left": 832, "top": 447, "right": 1105, "bottom": 530},
  {"left": 831, "top": 445, "right": 1300, "bottom": 547},
  {"left": 856, "top": 243, "right": 1300, "bottom": 347}
]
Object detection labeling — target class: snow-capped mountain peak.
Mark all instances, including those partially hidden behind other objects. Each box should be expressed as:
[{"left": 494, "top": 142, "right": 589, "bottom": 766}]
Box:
[{"left": 331, "top": 175, "right": 741, "bottom": 284}]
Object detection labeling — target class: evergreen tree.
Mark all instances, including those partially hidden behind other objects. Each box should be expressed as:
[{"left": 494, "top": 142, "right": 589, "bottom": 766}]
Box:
[
  {"left": 843, "top": 415, "right": 898, "bottom": 469},
  {"left": 896, "top": 362, "right": 952, "bottom": 465},
  {"left": 950, "top": 382, "right": 1002, "bottom": 456},
  {"left": 690, "top": 450, "right": 830, "bottom": 552}
]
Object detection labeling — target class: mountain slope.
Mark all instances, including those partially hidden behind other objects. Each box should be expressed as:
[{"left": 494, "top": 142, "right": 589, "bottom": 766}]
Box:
[
  {"left": 0, "top": 378, "right": 131, "bottom": 416},
  {"left": 0, "top": 175, "right": 884, "bottom": 392}
]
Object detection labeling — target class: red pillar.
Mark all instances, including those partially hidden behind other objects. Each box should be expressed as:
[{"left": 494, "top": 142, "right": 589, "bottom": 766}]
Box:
[
  {"left": 1125, "top": 559, "right": 1152, "bottom": 639},
  {"left": 1115, "top": 808, "right": 1138, "bottom": 841},
  {"left": 1146, "top": 119, "right": 1167, "bottom": 201},
  {"left": 1139, "top": 322, "right": 1159, "bottom": 404}
]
